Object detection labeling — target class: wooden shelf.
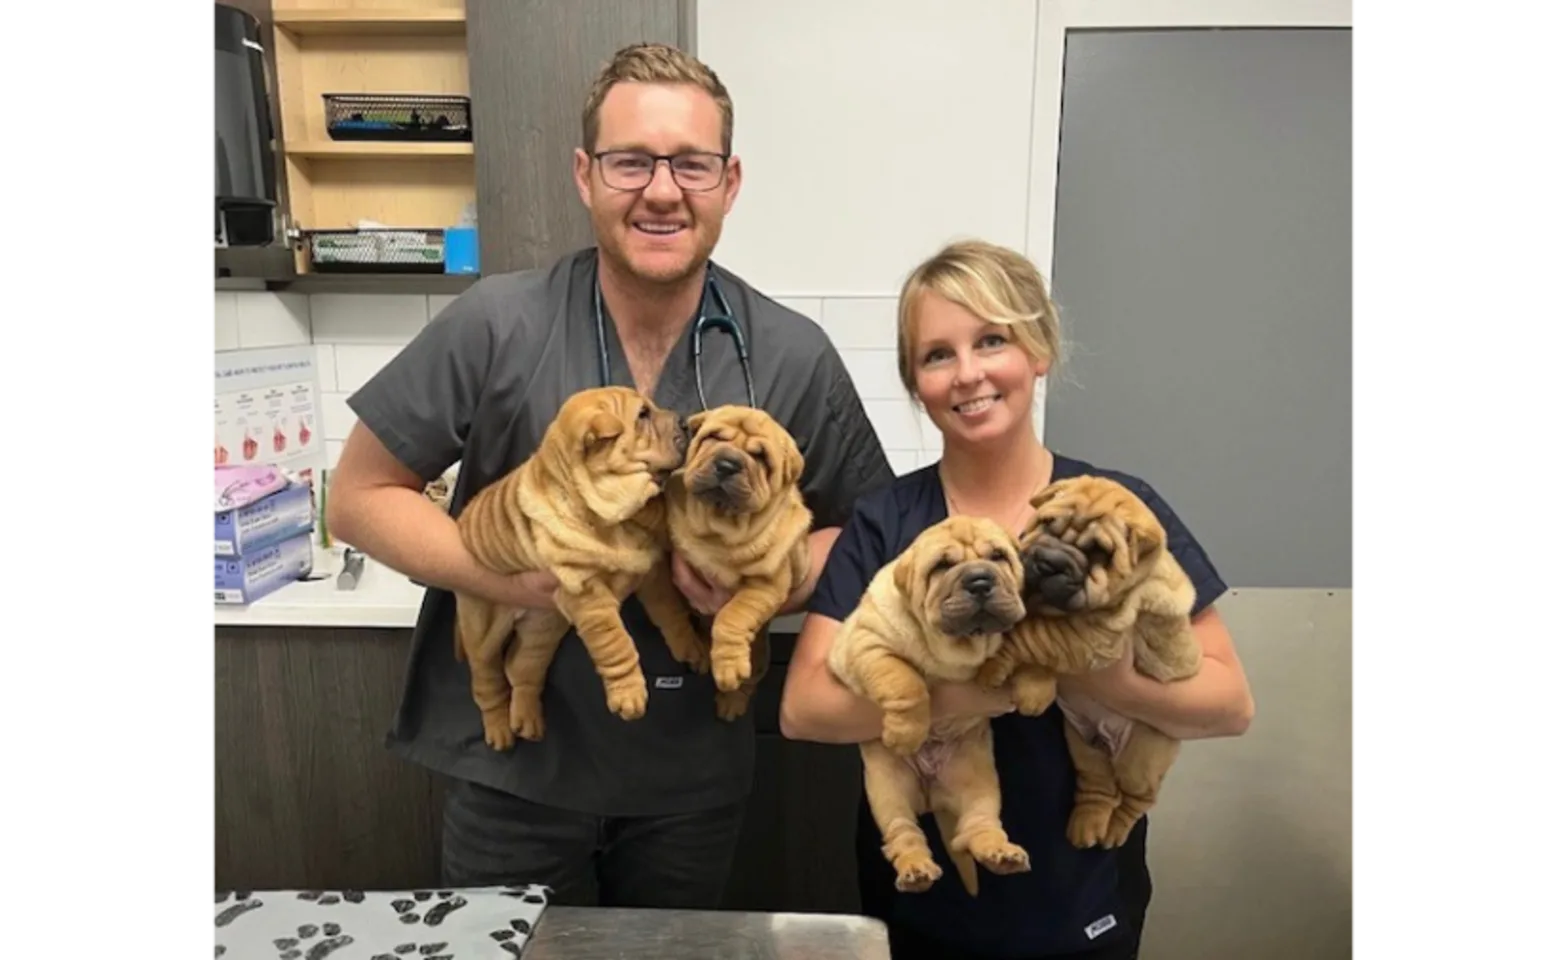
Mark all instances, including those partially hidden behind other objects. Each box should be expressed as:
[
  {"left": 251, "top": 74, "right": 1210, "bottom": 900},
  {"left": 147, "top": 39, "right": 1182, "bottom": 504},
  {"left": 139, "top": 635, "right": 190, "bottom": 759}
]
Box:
[
  {"left": 274, "top": 9, "right": 466, "bottom": 36},
  {"left": 287, "top": 141, "right": 473, "bottom": 159},
  {"left": 266, "top": 0, "right": 475, "bottom": 279}
]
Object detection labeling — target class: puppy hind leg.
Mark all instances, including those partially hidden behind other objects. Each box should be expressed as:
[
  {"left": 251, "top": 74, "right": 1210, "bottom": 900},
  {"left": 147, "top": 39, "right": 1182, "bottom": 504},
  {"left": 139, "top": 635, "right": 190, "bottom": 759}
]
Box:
[
  {"left": 456, "top": 594, "right": 520, "bottom": 751},
  {"left": 556, "top": 580, "right": 648, "bottom": 721},
  {"left": 1102, "top": 723, "right": 1181, "bottom": 848},
  {"left": 861, "top": 742, "right": 942, "bottom": 893},
  {"left": 636, "top": 559, "right": 709, "bottom": 675},
  {"left": 504, "top": 610, "right": 571, "bottom": 742},
  {"left": 1062, "top": 720, "right": 1121, "bottom": 848},
  {"left": 934, "top": 727, "right": 1030, "bottom": 888},
  {"left": 710, "top": 581, "right": 789, "bottom": 692}
]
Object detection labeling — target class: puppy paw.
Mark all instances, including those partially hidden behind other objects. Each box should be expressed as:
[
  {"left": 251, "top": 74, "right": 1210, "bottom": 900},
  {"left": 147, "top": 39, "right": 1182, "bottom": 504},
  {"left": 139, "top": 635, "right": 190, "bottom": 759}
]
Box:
[
  {"left": 880, "top": 713, "right": 930, "bottom": 757},
  {"left": 1011, "top": 673, "right": 1057, "bottom": 717},
  {"left": 892, "top": 855, "right": 943, "bottom": 893},
  {"left": 715, "top": 689, "right": 752, "bottom": 722},
  {"left": 975, "top": 658, "right": 1012, "bottom": 690},
  {"left": 683, "top": 643, "right": 712, "bottom": 675},
  {"left": 711, "top": 649, "right": 752, "bottom": 693},
  {"left": 605, "top": 676, "right": 648, "bottom": 721},
  {"left": 665, "top": 635, "right": 711, "bottom": 675},
  {"left": 509, "top": 690, "right": 545, "bottom": 742},
  {"left": 971, "top": 838, "right": 1031, "bottom": 875},
  {"left": 481, "top": 710, "right": 515, "bottom": 751},
  {"left": 1066, "top": 805, "right": 1115, "bottom": 849},
  {"left": 1102, "top": 809, "right": 1143, "bottom": 849}
]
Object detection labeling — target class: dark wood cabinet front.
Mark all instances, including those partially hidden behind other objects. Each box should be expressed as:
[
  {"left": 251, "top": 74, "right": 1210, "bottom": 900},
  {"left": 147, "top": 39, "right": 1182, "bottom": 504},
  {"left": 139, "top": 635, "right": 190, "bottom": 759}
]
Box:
[
  {"left": 465, "top": 0, "right": 692, "bottom": 276},
  {"left": 216, "top": 625, "right": 863, "bottom": 915}
]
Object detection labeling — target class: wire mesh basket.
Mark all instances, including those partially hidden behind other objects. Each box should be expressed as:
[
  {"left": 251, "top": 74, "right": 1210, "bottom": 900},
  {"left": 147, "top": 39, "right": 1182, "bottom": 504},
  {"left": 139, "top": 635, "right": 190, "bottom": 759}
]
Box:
[
  {"left": 306, "top": 228, "right": 446, "bottom": 274},
  {"left": 323, "top": 93, "right": 472, "bottom": 142}
]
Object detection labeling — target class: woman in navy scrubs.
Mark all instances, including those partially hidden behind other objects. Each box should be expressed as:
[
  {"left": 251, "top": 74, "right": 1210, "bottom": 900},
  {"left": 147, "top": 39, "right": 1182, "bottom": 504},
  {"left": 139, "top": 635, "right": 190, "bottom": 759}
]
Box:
[{"left": 779, "top": 239, "right": 1255, "bottom": 960}]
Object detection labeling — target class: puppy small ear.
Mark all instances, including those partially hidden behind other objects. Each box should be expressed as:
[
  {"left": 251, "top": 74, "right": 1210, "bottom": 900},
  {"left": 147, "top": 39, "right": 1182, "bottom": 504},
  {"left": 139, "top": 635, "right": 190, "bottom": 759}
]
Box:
[
  {"left": 1125, "top": 514, "right": 1165, "bottom": 564},
  {"left": 685, "top": 411, "right": 708, "bottom": 435},
  {"left": 893, "top": 551, "right": 917, "bottom": 600},
  {"left": 779, "top": 432, "right": 805, "bottom": 488},
  {"left": 1029, "top": 482, "right": 1061, "bottom": 510},
  {"left": 583, "top": 410, "right": 624, "bottom": 450}
]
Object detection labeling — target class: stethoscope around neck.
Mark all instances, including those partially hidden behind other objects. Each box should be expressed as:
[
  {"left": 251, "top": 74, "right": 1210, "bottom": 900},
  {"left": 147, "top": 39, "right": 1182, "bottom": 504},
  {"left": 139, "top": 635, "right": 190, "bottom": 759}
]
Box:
[{"left": 592, "top": 261, "right": 757, "bottom": 410}]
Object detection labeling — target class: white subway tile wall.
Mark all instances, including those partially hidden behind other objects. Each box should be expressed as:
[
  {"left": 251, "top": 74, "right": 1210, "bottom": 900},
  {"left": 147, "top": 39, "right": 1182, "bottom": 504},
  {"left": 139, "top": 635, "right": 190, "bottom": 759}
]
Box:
[{"left": 215, "top": 291, "right": 950, "bottom": 475}]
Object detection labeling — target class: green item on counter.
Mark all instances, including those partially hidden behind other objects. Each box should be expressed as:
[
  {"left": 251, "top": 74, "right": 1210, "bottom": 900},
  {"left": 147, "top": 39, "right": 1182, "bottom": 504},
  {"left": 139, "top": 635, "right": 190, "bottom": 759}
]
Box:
[{"left": 319, "top": 468, "right": 333, "bottom": 549}]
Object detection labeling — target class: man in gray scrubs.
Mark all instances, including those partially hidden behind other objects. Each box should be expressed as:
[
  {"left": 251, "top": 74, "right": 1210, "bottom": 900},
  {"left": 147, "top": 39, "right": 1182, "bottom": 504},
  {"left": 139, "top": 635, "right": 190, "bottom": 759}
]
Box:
[{"left": 326, "top": 43, "right": 892, "bottom": 908}]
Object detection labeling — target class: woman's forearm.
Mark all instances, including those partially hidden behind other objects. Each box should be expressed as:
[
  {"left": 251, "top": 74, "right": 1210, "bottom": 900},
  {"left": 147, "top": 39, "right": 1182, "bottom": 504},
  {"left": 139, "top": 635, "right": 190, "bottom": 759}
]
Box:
[
  {"left": 1103, "top": 658, "right": 1255, "bottom": 740},
  {"left": 778, "top": 660, "right": 886, "bottom": 744}
]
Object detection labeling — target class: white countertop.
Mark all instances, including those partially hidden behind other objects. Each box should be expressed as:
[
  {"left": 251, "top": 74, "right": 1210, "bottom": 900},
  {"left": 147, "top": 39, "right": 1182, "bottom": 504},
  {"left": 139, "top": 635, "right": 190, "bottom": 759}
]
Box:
[
  {"left": 214, "top": 547, "right": 430, "bottom": 628},
  {"left": 213, "top": 547, "right": 807, "bottom": 632}
]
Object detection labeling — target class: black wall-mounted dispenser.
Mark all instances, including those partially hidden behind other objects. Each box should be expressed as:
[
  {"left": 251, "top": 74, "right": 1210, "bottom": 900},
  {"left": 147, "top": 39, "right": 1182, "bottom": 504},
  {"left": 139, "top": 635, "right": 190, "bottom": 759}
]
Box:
[{"left": 215, "top": 4, "right": 278, "bottom": 247}]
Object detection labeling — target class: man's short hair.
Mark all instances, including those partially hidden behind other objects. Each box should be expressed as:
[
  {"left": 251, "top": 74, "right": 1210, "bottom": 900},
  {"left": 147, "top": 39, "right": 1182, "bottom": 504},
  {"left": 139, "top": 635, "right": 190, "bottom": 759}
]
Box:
[{"left": 581, "top": 42, "right": 734, "bottom": 153}]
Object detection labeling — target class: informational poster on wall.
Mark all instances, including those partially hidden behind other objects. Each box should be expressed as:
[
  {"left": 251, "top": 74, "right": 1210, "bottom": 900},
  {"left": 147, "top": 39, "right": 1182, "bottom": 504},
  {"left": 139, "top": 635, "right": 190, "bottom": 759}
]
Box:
[{"left": 214, "top": 345, "right": 327, "bottom": 515}]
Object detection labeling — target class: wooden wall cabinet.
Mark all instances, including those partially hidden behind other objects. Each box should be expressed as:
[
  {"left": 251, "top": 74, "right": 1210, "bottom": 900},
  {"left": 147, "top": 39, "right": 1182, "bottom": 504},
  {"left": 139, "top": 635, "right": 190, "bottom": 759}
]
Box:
[
  {"left": 218, "top": 0, "right": 693, "bottom": 290},
  {"left": 267, "top": 0, "right": 475, "bottom": 283}
]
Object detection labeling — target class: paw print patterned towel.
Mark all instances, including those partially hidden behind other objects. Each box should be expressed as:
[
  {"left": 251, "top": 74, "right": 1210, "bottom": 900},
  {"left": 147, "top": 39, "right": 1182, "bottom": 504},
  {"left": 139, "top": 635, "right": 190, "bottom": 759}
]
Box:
[{"left": 214, "top": 885, "right": 549, "bottom": 960}]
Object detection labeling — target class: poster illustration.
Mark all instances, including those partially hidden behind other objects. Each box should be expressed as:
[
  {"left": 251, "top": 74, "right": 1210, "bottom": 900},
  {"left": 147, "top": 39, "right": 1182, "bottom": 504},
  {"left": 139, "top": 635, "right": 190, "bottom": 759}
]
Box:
[{"left": 215, "top": 345, "right": 327, "bottom": 516}]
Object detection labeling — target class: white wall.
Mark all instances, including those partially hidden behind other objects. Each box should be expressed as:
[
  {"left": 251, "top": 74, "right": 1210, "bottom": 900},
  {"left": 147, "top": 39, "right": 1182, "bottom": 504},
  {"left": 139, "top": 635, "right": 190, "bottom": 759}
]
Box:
[
  {"left": 214, "top": 1, "right": 1347, "bottom": 480},
  {"left": 690, "top": 7, "right": 1353, "bottom": 960},
  {"left": 214, "top": 290, "right": 944, "bottom": 477}
]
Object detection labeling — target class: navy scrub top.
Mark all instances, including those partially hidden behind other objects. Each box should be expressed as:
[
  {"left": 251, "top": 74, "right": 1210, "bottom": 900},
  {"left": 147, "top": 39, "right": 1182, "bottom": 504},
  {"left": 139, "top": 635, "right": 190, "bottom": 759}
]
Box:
[
  {"left": 348, "top": 246, "right": 895, "bottom": 819},
  {"left": 808, "top": 455, "right": 1228, "bottom": 958}
]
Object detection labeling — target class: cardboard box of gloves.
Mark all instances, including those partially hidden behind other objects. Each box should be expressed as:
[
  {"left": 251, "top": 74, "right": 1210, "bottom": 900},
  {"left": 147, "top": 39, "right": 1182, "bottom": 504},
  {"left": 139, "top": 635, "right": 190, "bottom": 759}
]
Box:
[{"left": 214, "top": 465, "right": 316, "bottom": 605}]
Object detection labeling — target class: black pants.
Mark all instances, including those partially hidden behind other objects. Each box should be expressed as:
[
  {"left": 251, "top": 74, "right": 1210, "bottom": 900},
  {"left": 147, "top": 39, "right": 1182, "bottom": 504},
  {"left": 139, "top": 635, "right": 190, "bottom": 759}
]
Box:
[
  {"left": 439, "top": 778, "right": 748, "bottom": 909},
  {"left": 867, "top": 821, "right": 1152, "bottom": 960},
  {"left": 881, "top": 918, "right": 1139, "bottom": 960}
]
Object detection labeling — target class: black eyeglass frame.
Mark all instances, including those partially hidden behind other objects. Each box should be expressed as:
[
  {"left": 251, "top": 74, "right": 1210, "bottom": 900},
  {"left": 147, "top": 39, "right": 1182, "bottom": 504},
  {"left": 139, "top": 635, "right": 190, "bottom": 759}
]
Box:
[{"left": 591, "top": 150, "right": 733, "bottom": 192}]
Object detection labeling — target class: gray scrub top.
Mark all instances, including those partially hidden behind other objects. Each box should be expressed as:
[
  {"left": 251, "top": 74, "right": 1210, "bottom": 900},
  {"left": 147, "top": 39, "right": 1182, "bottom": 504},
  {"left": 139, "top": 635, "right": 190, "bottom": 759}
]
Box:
[{"left": 348, "top": 246, "right": 895, "bottom": 817}]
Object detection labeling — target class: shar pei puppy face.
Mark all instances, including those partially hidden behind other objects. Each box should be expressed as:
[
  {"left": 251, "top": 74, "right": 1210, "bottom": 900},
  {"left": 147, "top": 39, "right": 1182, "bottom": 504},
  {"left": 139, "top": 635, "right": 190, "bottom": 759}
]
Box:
[
  {"left": 1017, "top": 475, "right": 1168, "bottom": 617},
  {"left": 681, "top": 404, "right": 806, "bottom": 516},
  {"left": 898, "top": 515, "right": 1029, "bottom": 652},
  {"left": 553, "top": 385, "right": 690, "bottom": 523}
]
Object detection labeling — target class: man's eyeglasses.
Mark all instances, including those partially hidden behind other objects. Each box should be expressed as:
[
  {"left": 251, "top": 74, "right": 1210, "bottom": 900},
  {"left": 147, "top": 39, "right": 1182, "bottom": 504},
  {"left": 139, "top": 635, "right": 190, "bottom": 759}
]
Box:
[{"left": 593, "top": 150, "right": 730, "bottom": 192}]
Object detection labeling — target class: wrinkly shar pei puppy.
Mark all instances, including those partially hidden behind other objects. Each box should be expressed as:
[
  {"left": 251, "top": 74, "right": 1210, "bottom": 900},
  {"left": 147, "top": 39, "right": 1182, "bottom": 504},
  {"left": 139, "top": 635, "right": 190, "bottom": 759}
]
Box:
[
  {"left": 829, "top": 516, "right": 1052, "bottom": 896},
  {"left": 452, "top": 385, "right": 691, "bottom": 749},
  {"left": 646, "top": 404, "right": 813, "bottom": 721},
  {"left": 978, "top": 475, "right": 1202, "bottom": 849}
]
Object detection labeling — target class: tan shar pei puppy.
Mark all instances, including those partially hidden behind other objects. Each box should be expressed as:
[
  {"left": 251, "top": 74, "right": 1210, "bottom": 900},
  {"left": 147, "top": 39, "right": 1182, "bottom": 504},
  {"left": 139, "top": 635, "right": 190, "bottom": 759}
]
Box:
[
  {"left": 829, "top": 516, "right": 1056, "bottom": 897},
  {"left": 978, "top": 475, "right": 1202, "bottom": 849},
  {"left": 647, "top": 404, "right": 813, "bottom": 721},
  {"left": 452, "top": 386, "right": 691, "bottom": 749}
]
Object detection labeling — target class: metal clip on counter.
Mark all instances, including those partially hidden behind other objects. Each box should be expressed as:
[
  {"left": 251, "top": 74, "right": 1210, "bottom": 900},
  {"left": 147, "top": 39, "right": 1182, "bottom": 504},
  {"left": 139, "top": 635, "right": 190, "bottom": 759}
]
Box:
[{"left": 336, "top": 548, "right": 366, "bottom": 590}]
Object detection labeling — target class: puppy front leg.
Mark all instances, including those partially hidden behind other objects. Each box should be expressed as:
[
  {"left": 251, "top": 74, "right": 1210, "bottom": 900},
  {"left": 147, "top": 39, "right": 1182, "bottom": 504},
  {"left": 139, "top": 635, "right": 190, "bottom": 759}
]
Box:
[
  {"left": 456, "top": 593, "right": 520, "bottom": 751},
  {"left": 635, "top": 558, "right": 709, "bottom": 675},
  {"left": 715, "top": 630, "right": 769, "bottom": 721},
  {"left": 1062, "top": 720, "right": 1121, "bottom": 848},
  {"left": 555, "top": 579, "right": 648, "bottom": 722},
  {"left": 975, "top": 644, "right": 1019, "bottom": 690},
  {"left": 1009, "top": 664, "right": 1058, "bottom": 717},
  {"left": 861, "top": 741, "right": 942, "bottom": 893},
  {"left": 855, "top": 649, "right": 933, "bottom": 756},
  {"left": 710, "top": 579, "right": 790, "bottom": 692},
  {"left": 503, "top": 610, "right": 571, "bottom": 742},
  {"left": 1101, "top": 722, "right": 1182, "bottom": 848}
]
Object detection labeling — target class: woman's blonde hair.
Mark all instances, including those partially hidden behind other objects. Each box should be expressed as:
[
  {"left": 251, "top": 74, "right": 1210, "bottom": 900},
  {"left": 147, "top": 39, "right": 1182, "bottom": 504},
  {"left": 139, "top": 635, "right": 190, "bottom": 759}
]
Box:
[{"left": 895, "top": 239, "right": 1064, "bottom": 396}]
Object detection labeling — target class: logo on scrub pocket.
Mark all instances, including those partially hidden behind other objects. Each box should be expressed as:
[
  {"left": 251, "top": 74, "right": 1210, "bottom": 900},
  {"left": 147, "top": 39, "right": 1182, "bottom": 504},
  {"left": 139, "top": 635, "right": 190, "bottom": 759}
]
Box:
[{"left": 654, "top": 676, "right": 684, "bottom": 690}]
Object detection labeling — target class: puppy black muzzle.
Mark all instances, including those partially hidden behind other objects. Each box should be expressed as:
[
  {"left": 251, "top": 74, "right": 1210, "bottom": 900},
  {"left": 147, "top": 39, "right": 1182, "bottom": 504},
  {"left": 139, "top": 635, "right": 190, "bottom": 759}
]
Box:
[{"left": 1022, "top": 538, "right": 1088, "bottom": 612}]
